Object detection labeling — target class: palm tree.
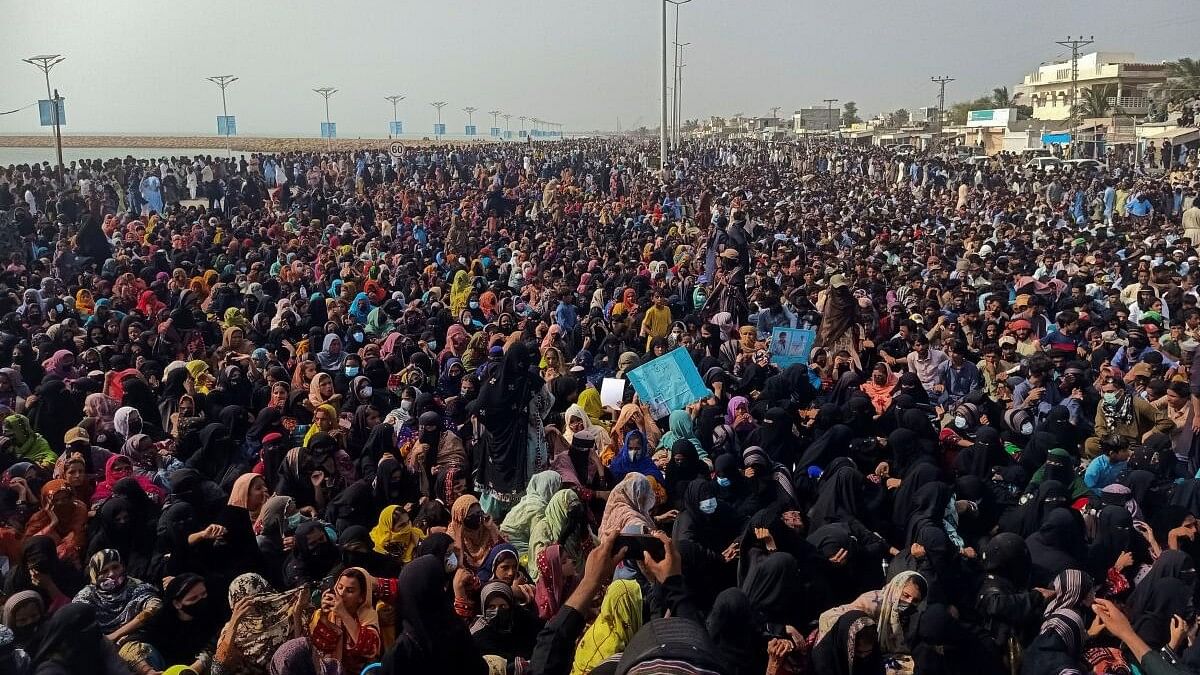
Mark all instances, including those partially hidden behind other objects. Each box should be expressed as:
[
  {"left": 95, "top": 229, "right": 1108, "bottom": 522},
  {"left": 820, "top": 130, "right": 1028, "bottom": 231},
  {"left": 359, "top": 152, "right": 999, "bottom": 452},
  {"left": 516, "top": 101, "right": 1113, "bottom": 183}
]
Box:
[
  {"left": 991, "top": 86, "right": 1015, "bottom": 108},
  {"left": 1155, "top": 57, "right": 1200, "bottom": 107},
  {"left": 1076, "top": 85, "right": 1114, "bottom": 118}
]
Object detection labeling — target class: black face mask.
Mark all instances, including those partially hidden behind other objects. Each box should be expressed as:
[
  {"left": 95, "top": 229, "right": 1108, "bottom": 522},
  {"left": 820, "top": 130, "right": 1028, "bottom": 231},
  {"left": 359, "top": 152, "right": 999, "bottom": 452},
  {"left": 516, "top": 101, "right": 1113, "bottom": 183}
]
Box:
[
  {"left": 464, "top": 512, "right": 483, "bottom": 530},
  {"left": 180, "top": 596, "right": 212, "bottom": 620},
  {"left": 11, "top": 621, "right": 39, "bottom": 646},
  {"left": 484, "top": 606, "right": 513, "bottom": 633}
]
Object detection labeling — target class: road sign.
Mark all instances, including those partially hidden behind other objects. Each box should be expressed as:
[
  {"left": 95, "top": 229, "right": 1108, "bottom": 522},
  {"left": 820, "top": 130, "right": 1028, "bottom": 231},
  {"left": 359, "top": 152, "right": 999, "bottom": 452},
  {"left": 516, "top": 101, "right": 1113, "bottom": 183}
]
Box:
[
  {"left": 433, "top": 123, "right": 446, "bottom": 136},
  {"left": 217, "top": 115, "right": 237, "bottom": 136},
  {"left": 388, "top": 141, "right": 404, "bottom": 158},
  {"left": 389, "top": 121, "right": 403, "bottom": 135},
  {"left": 38, "top": 99, "right": 66, "bottom": 127},
  {"left": 320, "top": 122, "right": 336, "bottom": 139},
  {"left": 464, "top": 125, "right": 477, "bottom": 136},
  {"left": 490, "top": 127, "right": 501, "bottom": 137}
]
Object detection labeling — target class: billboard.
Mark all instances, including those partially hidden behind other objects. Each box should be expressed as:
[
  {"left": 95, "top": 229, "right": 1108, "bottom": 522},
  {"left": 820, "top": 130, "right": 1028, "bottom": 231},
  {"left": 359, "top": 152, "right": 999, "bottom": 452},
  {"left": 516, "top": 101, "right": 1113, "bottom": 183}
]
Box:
[
  {"left": 967, "top": 108, "right": 1014, "bottom": 128},
  {"left": 320, "top": 122, "right": 336, "bottom": 139},
  {"left": 389, "top": 121, "right": 403, "bottom": 135},
  {"left": 464, "top": 125, "right": 477, "bottom": 136},
  {"left": 433, "top": 123, "right": 446, "bottom": 136},
  {"left": 216, "top": 115, "right": 236, "bottom": 136}
]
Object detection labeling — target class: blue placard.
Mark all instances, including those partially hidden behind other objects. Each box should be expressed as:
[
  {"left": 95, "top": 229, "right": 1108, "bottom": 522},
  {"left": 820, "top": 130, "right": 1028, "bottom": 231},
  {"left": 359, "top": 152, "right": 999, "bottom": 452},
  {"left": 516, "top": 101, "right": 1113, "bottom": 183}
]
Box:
[
  {"left": 769, "top": 327, "right": 816, "bottom": 368},
  {"left": 389, "top": 121, "right": 404, "bottom": 135},
  {"left": 504, "top": 131, "right": 513, "bottom": 140},
  {"left": 1042, "top": 132, "right": 1071, "bottom": 144},
  {"left": 519, "top": 130, "right": 527, "bottom": 138},
  {"left": 216, "top": 115, "right": 236, "bottom": 136},
  {"left": 433, "top": 123, "right": 446, "bottom": 135},
  {"left": 38, "top": 99, "right": 66, "bottom": 127},
  {"left": 464, "top": 125, "right": 477, "bottom": 136},
  {"left": 320, "top": 122, "right": 336, "bottom": 139},
  {"left": 625, "top": 347, "right": 711, "bottom": 419},
  {"left": 490, "top": 127, "right": 501, "bottom": 137}
]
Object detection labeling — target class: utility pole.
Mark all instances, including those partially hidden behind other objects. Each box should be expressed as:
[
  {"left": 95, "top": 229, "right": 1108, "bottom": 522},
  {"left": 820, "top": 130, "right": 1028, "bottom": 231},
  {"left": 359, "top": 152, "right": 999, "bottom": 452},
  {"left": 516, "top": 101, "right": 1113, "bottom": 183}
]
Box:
[
  {"left": 385, "top": 95, "right": 405, "bottom": 137},
  {"left": 823, "top": 98, "right": 838, "bottom": 139},
  {"left": 23, "top": 54, "right": 66, "bottom": 181},
  {"left": 519, "top": 115, "right": 527, "bottom": 138},
  {"left": 206, "top": 75, "right": 238, "bottom": 156},
  {"left": 674, "top": 43, "right": 689, "bottom": 148},
  {"left": 930, "top": 75, "right": 954, "bottom": 152},
  {"left": 1056, "top": 35, "right": 1094, "bottom": 157},
  {"left": 488, "top": 110, "right": 501, "bottom": 138},
  {"left": 431, "top": 101, "right": 447, "bottom": 140},
  {"left": 503, "top": 114, "right": 512, "bottom": 138},
  {"left": 770, "top": 106, "right": 782, "bottom": 126},
  {"left": 313, "top": 87, "right": 337, "bottom": 149}
]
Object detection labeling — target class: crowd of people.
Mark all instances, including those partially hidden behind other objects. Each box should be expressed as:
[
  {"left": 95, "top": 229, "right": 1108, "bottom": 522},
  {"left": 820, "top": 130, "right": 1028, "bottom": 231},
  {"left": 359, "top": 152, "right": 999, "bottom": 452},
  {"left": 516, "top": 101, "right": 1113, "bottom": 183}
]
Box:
[{"left": 0, "top": 134, "right": 1197, "bottom": 675}]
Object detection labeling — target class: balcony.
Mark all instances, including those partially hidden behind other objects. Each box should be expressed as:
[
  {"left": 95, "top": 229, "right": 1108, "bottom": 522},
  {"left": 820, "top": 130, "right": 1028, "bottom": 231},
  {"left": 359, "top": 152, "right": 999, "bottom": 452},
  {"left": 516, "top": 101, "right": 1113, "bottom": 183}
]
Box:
[{"left": 1106, "top": 96, "right": 1152, "bottom": 112}]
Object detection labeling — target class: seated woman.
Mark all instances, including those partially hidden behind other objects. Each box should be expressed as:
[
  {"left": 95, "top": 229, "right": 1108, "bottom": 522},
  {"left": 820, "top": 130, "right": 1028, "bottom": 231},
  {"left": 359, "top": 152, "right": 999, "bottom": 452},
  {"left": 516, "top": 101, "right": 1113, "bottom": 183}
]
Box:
[
  {"left": 71, "top": 549, "right": 160, "bottom": 643},
  {"left": 23, "top": 481, "right": 88, "bottom": 567},
  {"left": 470, "top": 581, "right": 543, "bottom": 665},
  {"left": 476, "top": 543, "right": 535, "bottom": 606},
  {"left": 211, "top": 572, "right": 306, "bottom": 675},
  {"left": 499, "top": 470, "right": 562, "bottom": 559},
  {"left": 91, "top": 454, "right": 166, "bottom": 506},
  {"left": 2, "top": 590, "right": 47, "bottom": 651},
  {"left": 126, "top": 573, "right": 223, "bottom": 675},
  {"left": 608, "top": 429, "right": 664, "bottom": 484},
  {"left": 27, "top": 603, "right": 130, "bottom": 675},
  {"left": 309, "top": 567, "right": 382, "bottom": 675},
  {"left": 533, "top": 543, "right": 578, "bottom": 621},
  {"left": 369, "top": 504, "right": 423, "bottom": 564}
]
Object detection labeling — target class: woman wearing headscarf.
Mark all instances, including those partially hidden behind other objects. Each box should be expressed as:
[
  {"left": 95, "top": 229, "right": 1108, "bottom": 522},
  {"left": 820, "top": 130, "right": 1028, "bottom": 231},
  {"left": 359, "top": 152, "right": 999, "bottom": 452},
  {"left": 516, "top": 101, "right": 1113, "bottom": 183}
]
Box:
[
  {"left": 1124, "top": 549, "right": 1196, "bottom": 651},
  {"left": 529, "top": 489, "right": 595, "bottom": 582},
  {"left": 129, "top": 573, "right": 223, "bottom": 673},
  {"left": 500, "top": 470, "right": 562, "bottom": 558},
  {"left": 91, "top": 452, "right": 167, "bottom": 506},
  {"left": 28, "top": 603, "right": 129, "bottom": 675},
  {"left": 474, "top": 341, "right": 549, "bottom": 514},
  {"left": 282, "top": 521, "right": 341, "bottom": 588},
  {"left": 382, "top": 554, "right": 488, "bottom": 675},
  {"left": 71, "top": 549, "right": 160, "bottom": 641},
  {"left": 87, "top": 495, "right": 156, "bottom": 582},
  {"left": 534, "top": 544, "right": 577, "bottom": 622},
  {"left": 599, "top": 472, "right": 658, "bottom": 537},
  {"left": 470, "top": 580, "right": 543, "bottom": 663},
  {"left": 211, "top": 572, "right": 305, "bottom": 675},
  {"left": 4, "top": 413, "right": 57, "bottom": 466},
  {"left": 608, "top": 428, "right": 663, "bottom": 485},
  {"left": 315, "top": 334, "right": 348, "bottom": 374},
  {"left": 448, "top": 494, "right": 504, "bottom": 572},
  {"left": 570, "top": 579, "right": 643, "bottom": 675},
  {"left": 658, "top": 409, "right": 707, "bottom": 463},
  {"left": 1026, "top": 507, "right": 1088, "bottom": 587},
  {"left": 324, "top": 480, "right": 376, "bottom": 535},
  {"left": 309, "top": 566, "right": 382, "bottom": 674},
  {"left": 1021, "top": 570, "right": 1093, "bottom": 675},
  {"left": 1027, "top": 447, "right": 1089, "bottom": 501},
  {"left": 563, "top": 403, "right": 611, "bottom": 450},
  {"left": 4, "top": 536, "right": 85, "bottom": 614},
  {"left": 23, "top": 480, "right": 88, "bottom": 565},
  {"left": 369, "top": 504, "right": 423, "bottom": 563},
  {"left": 664, "top": 438, "right": 707, "bottom": 508}
]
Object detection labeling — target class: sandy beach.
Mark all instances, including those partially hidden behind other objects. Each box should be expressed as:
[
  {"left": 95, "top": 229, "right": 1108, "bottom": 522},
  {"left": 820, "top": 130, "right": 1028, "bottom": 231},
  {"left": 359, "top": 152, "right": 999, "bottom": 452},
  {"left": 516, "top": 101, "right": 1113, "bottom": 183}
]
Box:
[{"left": 0, "top": 134, "right": 485, "bottom": 153}]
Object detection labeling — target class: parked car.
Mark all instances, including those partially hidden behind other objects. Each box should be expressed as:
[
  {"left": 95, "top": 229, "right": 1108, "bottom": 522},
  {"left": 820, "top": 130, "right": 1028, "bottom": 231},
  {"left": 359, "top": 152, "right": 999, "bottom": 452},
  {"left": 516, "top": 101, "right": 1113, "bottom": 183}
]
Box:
[
  {"left": 1025, "top": 156, "right": 1062, "bottom": 171},
  {"left": 1061, "top": 158, "right": 1103, "bottom": 173},
  {"left": 892, "top": 144, "right": 916, "bottom": 155}
]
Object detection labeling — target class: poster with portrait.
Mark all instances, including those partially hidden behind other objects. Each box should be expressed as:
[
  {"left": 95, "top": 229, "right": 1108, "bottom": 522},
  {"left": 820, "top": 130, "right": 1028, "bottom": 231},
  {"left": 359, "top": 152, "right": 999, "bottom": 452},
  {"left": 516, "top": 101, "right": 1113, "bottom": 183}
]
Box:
[
  {"left": 769, "top": 327, "right": 816, "bottom": 368},
  {"left": 625, "top": 348, "right": 711, "bottom": 419}
]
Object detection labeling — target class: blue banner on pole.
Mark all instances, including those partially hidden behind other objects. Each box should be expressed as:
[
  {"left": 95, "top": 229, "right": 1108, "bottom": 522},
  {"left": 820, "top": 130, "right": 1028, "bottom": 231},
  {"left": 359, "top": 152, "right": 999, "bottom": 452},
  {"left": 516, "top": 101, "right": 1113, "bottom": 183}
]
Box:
[
  {"left": 216, "top": 115, "right": 237, "bottom": 136},
  {"left": 768, "top": 327, "right": 817, "bottom": 368},
  {"left": 464, "top": 125, "right": 477, "bottom": 136},
  {"left": 38, "top": 99, "right": 66, "bottom": 127},
  {"left": 320, "top": 122, "right": 336, "bottom": 139},
  {"left": 433, "top": 123, "right": 446, "bottom": 136},
  {"left": 1042, "top": 132, "right": 1071, "bottom": 144},
  {"left": 389, "top": 121, "right": 404, "bottom": 135},
  {"left": 625, "top": 348, "right": 711, "bottom": 420},
  {"left": 519, "top": 130, "right": 527, "bottom": 138},
  {"left": 490, "top": 127, "right": 501, "bottom": 137},
  {"left": 504, "top": 131, "right": 514, "bottom": 140}
]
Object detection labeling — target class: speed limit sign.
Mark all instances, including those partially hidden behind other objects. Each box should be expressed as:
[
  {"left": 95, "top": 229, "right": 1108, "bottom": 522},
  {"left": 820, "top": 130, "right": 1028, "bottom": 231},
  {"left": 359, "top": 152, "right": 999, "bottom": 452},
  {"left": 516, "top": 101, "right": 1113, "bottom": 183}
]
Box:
[{"left": 388, "top": 141, "right": 404, "bottom": 158}]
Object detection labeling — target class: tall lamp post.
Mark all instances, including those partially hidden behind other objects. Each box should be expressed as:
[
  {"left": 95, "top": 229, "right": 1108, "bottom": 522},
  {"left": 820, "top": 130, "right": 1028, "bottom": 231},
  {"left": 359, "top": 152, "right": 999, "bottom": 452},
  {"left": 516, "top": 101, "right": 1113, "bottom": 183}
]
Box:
[
  {"left": 385, "top": 94, "right": 405, "bottom": 137},
  {"left": 463, "top": 106, "right": 477, "bottom": 136},
  {"left": 661, "top": 0, "right": 692, "bottom": 170},
  {"left": 503, "top": 114, "right": 513, "bottom": 138},
  {"left": 431, "top": 102, "right": 447, "bottom": 140},
  {"left": 206, "top": 75, "right": 238, "bottom": 156},
  {"left": 313, "top": 87, "right": 337, "bottom": 149},
  {"left": 23, "top": 54, "right": 66, "bottom": 181},
  {"left": 673, "top": 41, "right": 690, "bottom": 149},
  {"left": 488, "top": 110, "right": 501, "bottom": 138}
]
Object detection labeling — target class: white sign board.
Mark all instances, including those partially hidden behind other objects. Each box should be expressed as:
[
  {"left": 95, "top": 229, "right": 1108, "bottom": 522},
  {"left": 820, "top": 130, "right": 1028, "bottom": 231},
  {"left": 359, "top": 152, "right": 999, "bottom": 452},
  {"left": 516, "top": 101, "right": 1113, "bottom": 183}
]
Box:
[
  {"left": 388, "top": 141, "right": 404, "bottom": 158},
  {"left": 600, "top": 378, "right": 625, "bottom": 410}
]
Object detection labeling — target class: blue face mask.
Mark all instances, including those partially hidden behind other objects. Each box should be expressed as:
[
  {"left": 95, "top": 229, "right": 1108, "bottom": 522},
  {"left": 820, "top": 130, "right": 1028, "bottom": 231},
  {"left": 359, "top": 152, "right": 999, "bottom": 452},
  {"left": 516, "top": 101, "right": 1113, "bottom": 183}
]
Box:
[
  {"left": 469, "top": 301, "right": 479, "bottom": 310},
  {"left": 716, "top": 476, "right": 731, "bottom": 488},
  {"left": 286, "top": 512, "right": 306, "bottom": 530},
  {"left": 427, "top": 341, "right": 437, "bottom": 350},
  {"left": 444, "top": 551, "right": 459, "bottom": 573},
  {"left": 353, "top": 332, "right": 364, "bottom": 343},
  {"left": 344, "top": 366, "right": 360, "bottom": 377},
  {"left": 699, "top": 498, "right": 718, "bottom": 514}
]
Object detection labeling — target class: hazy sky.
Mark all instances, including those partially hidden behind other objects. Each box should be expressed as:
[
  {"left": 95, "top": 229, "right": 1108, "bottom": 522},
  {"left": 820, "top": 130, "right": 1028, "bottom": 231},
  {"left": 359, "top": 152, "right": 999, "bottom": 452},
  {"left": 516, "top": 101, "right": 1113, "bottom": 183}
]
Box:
[{"left": 3, "top": 0, "right": 1197, "bottom": 138}]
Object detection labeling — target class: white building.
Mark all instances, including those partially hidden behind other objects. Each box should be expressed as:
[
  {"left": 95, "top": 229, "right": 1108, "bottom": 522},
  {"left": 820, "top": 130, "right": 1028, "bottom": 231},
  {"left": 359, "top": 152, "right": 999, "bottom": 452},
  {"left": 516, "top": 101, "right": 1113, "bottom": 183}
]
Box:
[{"left": 1016, "top": 52, "right": 1167, "bottom": 121}]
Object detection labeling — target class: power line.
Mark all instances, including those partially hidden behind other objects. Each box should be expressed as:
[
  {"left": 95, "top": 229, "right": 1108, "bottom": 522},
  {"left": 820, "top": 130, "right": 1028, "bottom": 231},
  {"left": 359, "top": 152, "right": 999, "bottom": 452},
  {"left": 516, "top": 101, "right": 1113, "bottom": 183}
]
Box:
[{"left": 1055, "top": 35, "right": 1094, "bottom": 153}]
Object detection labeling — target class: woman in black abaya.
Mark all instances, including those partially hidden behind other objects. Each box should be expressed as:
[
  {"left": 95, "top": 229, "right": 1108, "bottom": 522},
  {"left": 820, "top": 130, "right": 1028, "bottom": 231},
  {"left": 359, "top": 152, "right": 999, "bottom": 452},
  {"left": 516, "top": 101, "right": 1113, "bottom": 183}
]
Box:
[{"left": 475, "top": 342, "right": 543, "bottom": 508}]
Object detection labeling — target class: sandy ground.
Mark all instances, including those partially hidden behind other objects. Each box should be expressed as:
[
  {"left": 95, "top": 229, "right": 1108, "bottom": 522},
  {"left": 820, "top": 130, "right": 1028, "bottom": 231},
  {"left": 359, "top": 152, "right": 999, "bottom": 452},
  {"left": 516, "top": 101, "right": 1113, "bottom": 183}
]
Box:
[{"left": 0, "top": 134, "right": 487, "bottom": 152}]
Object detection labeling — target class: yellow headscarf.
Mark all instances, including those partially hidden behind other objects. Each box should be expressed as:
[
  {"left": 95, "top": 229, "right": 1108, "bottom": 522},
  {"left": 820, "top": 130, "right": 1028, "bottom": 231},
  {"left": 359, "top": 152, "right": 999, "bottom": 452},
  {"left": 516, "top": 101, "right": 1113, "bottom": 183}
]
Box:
[
  {"left": 577, "top": 387, "right": 607, "bottom": 428},
  {"left": 449, "top": 269, "right": 471, "bottom": 315},
  {"left": 185, "top": 360, "right": 211, "bottom": 395},
  {"left": 571, "top": 580, "right": 643, "bottom": 674},
  {"left": 369, "top": 505, "right": 422, "bottom": 562},
  {"left": 302, "top": 404, "right": 338, "bottom": 447}
]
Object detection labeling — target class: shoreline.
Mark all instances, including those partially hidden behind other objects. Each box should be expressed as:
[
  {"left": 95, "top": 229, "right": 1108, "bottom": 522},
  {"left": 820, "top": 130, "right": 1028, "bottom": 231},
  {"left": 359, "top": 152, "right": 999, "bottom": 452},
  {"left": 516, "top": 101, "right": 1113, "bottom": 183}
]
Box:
[{"left": 0, "top": 134, "right": 488, "bottom": 153}]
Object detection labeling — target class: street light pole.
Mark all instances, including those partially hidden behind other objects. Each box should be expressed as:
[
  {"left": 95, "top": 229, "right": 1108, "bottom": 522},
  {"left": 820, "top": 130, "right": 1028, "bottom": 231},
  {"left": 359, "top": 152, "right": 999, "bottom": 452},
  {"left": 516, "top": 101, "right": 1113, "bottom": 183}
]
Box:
[
  {"left": 431, "top": 102, "right": 447, "bottom": 140},
  {"left": 463, "top": 106, "right": 477, "bottom": 135},
  {"left": 503, "top": 114, "right": 512, "bottom": 138},
  {"left": 313, "top": 87, "right": 337, "bottom": 149},
  {"left": 23, "top": 54, "right": 66, "bottom": 181},
  {"left": 823, "top": 98, "right": 838, "bottom": 140},
  {"left": 488, "top": 110, "right": 501, "bottom": 139},
  {"left": 384, "top": 95, "right": 405, "bottom": 137},
  {"left": 930, "top": 75, "right": 954, "bottom": 152},
  {"left": 674, "top": 41, "right": 690, "bottom": 149},
  {"left": 207, "top": 75, "right": 238, "bottom": 156}
]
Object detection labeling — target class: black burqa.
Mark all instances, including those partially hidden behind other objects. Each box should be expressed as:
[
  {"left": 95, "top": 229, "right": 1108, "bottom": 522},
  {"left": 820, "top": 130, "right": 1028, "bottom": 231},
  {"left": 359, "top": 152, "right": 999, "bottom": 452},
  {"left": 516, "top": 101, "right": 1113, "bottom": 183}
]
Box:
[
  {"left": 382, "top": 554, "right": 488, "bottom": 675},
  {"left": 808, "top": 457, "right": 866, "bottom": 528},
  {"left": 1025, "top": 507, "right": 1087, "bottom": 588},
  {"left": 475, "top": 342, "right": 543, "bottom": 495}
]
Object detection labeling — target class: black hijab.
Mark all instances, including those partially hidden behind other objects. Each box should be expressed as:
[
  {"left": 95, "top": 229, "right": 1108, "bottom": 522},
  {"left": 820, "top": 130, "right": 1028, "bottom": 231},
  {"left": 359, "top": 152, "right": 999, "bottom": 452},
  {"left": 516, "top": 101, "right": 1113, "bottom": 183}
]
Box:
[
  {"left": 808, "top": 457, "right": 865, "bottom": 528},
  {"left": 383, "top": 554, "right": 487, "bottom": 675},
  {"left": 1026, "top": 507, "right": 1087, "bottom": 587}
]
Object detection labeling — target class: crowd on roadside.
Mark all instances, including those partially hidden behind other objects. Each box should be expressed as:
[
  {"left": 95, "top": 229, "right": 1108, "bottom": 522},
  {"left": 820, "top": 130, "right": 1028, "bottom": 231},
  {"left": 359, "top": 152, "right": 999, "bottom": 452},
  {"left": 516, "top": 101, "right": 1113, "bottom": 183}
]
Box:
[{"left": 0, "top": 134, "right": 1196, "bottom": 674}]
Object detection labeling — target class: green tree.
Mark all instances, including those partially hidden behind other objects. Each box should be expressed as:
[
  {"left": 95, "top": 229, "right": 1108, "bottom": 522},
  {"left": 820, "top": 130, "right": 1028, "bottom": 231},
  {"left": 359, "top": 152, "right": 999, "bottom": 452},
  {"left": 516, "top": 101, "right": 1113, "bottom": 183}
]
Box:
[
  {"left": 1155, "top": 57, "right": 1200, "bottom": 107},
  {"left": 841, "top": 101, "right": 862, "bottom": 125},
  {"left": 1076, "top": 85, "right": 1114, "bottom": 118},
  {"left": 991, "top": 86, "right": 1015, "bottom": 107}
]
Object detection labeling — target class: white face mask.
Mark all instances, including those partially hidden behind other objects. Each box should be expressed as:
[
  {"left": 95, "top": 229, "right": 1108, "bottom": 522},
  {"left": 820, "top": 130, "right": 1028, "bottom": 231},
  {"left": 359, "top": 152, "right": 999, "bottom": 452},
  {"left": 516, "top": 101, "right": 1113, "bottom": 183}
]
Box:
[
  {"left": 954, "top": 416, "right": 968, "bottom": 429},
  {"left": 444, "top": 551, "right": 459, "bottom": 573},
  {"left": 400, "top": 400, "right": 413, "bottom": 412},
  {"left": 1021, "top": 422, "right": 1034, "bottom": 435},
  {"left": 628, "top": 449, "right": 638, "bottom": 460},
  {"left": 699, "top": 498, "right": 718, "bottom": 514},
  {"left": 361, "top": 386, "right": 373, "bottom": 398}
]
